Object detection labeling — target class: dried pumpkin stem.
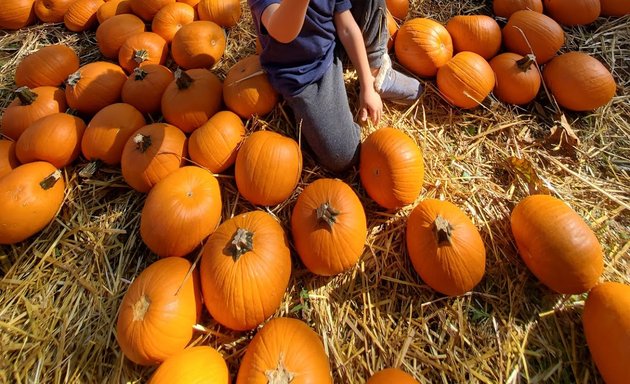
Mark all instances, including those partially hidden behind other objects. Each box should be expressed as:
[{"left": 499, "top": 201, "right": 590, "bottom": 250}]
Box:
[
  {"left": 134, "top": 49, "right": 149, "bottom": 64},
  {"left": 516, "top": 54, "right": 537, "bottom": 72},
  {"left": 14, "top": 86, "right": 38, "bottom": 105},
  {"left": 66, "top": 70, "right": 81, "bottom": 87},
  {"left": 39, "top": 169, "right": 62, "bottom": 190},
  {"left": 133, "top": 67, "right": 148, "bottom": 81},
  {"left": 174, "top": 68, "right": 194, "bottom": 90},
  {"left": 316, "top": 202, "right": 339, "bottom": 228},
  {"left": 265, "top": 354, "right": 295, "bottom": 384},
  {"left": 78, "top": 160, "right": 102, "bottom": 178},
  {"left": 433, "top": 215, "right": 453, "bottom": 246},
  {"left": 132, "top": 295, "right": 151, "bottom": 321},
  {"left": 230, "top": 228, "right": 253, "bottom": 261},
  {"left": 133, "top": 134, "right": 152, "bottom": 153}
]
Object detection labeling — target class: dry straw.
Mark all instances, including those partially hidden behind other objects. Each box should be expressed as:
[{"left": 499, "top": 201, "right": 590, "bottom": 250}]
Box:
[{"left": 1, "top": 0, "right": 628, "bottom": 383}]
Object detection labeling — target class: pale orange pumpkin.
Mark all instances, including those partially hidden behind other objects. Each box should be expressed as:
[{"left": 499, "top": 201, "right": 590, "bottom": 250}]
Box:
[
  {"left": 151, "top": 2, "right": 196, "bottom": 43},
  {"left": 171, "top": 20, "right": 226, "bottom": 69},
  {"left": 148, "top": 346, "right": 230, "bottom": 384},
  {"left": 394, "top": 18, "right": 453, "bottom": 77},
  {"left": 223, "top": 55, "right": 279, "bottom": 118},
  {"left": 188, "top": 110, "right": 246, "bottom": 173},
  {"left": 502, "top": 10, "right": 565, "bottom": 64},
  {"left": 445, "top": 15, "right": 502, "bottom": 59},
  {"left": 0, "top": 140, "right": 20, "bottom": 178},
  {"left": 436, "top": 51, "right": 495, "bottom": 109}
]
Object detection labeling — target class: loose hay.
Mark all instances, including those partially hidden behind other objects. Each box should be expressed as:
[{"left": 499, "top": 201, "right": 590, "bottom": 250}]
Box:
[{"left": 1, "top": 0, "right": 629, "bottom": 383}]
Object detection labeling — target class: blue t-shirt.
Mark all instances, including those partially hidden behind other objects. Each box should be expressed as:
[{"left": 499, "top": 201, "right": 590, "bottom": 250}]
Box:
[{"left": 248, "top": 0, "right": 352, "bottom": 97}]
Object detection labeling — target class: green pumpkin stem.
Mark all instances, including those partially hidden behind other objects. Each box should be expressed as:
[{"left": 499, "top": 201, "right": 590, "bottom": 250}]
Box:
[
  {"left": 229, "top": 228, "right": 253, "bottom": 261},
  {"left": 174, "top": 68, "right": 194, "bottom": 90},
  {"left": 133, "top": 133, "right": 152, "bottom": 153},
  {"left": 133, "top": 67, "right": 149, "bottom": 81},
  {"left": 433, "top": 215, "right": 453, "bottom": 246},
  {"left": 316, "top": 202, "right": 339, "bottom": 228},
  {"left": 66, "top": 70, "right": 82, "bottom": 87},
  {"left": 265, "top": 354, "right": 295, "bottom": 384},
  {"left": 14, "top": 86, "right": 38, "bottom": 105},
  {"left": 133, "top": 49, "right": 149, "bottom": 64},
  {"left": 40, "top": 169, "right": 62, "bottom": 190},
  {"left": 516, "top": 54, "right": 537, "bottom": 72}
]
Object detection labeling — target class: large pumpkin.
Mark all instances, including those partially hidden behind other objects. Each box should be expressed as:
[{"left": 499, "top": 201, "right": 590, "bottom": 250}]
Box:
[
  {"left": 359, "top": 127, "right": 424, "bottom": 210},
  {"left": 0, "top": 140, "right": 20, "bottom": 178},
  {"left": 0, "top": 0, "right": 36, "bottom": 30},
  {"left": 0, "top": 162, "right": 65, "bottom": 245},
  {"left": 490, "top": 53, "right": 541, "bottom": 105},
  {"left": 236, "top": 317, "right": 333, "bottom": 384},
  {"left": 291, "top": 178, "right": 367, "bottom": 276},
  {"left": 223, "top": 55, "right": 279, "bottom": 119},
  {"left": 406, "top": 199, "right": 486, "bottom": 296},
  {"left": 492, "top": 0, "right": 543, "bottom": 18},
  {"left": 14, "top": 44, "right": 80, "bottom": 89},
  {"left": 95, "top": 13, "right": 146, "bottom": 59},
  {"left": 445, "top": 15, "right": 502, "bottom": 59},
  {"left": 171, "top": 21, "right": 226, "bottom": 69},
  {"left": 63, "top": 0, "right": 104, "bottom": 32},
  {"left": 121, "top": 65, "right": 174, "bottom": 115},
  {"left": 234, "top": 130, "right": 302, "bottom": 206},
  {"left": 197, "top": 0, "right": 241, "bottom": 27},
  {"left": 118, "top": 31, "right": 169, "bottom": 74},
  {"left": 34, "top": 0, "right": 74, "bottom": 24},
  {"left": 502, "top": 10, "right": 565, "bottom": 64},
  {"left": 394, "top": 18, "right": 453, "bottom": 77},
  {"left": 151, "top": 2, "right": 196, "bottom": 43},
  {"left": 200, "top": 211, "right": 292, "bottom": 331},
  {"left": 436, "top": 51, "right": 495, "bottom": 109},
  {"left": 128, "top": 0, "right": 175, "bottom": 21},
  {"left": 65, "top": 61, "right": 127, "bottom": 115},
  {"left": 543, "top": 0, "right": 600, "bottom": 26},
  {"left": 116, "top": 257, "right": 201, "bottom": 366},
  {"left": 148, "top": 346, "right": 230, "bottom": 384},
  {"left": 188, "top": 110, "right": 246, "bottom": 173},
  {"left": 599, "top": 0, "right": 630, "bottom": 16},
  {"left": 510, "top": 194, "right": 604, "bottom": 294},
  {"left": 96, "top": 0, "right": 133, "bottom": 23},
  {"left": 542, "top": 52, "right": 616, "bottom": 111},
  {"left": 582, "top": 281, "right": 630, "bottom": 384},
  {"left": 140, "top": 166, "right": 222, "bottom": 258},
  {"left": 367, "top": 368, "right": 419, "bottom": 384}
]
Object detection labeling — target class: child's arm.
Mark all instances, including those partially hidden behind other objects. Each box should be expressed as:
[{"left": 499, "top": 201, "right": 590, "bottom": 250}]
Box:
[
  {"left": 260, "top": 0, "right": 310, "bottom": 43},
  {"left": 334, "top": 10, "right": 383, "bottom": 124}
]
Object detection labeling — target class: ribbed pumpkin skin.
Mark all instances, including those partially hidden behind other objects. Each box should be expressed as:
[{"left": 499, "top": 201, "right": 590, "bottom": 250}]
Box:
[
  {"left": 15, "top": 45, "right": 80, "bottom": 88},
  {"left": 437, "top": 51, "right": 495, "bottom": 109},
  {"left": 140, "top": 166, "right": 222, "bottom": 258},
  {"left": 582, "top": 282, "right": 630, "bottom": 384},
  {"left": 171, "top": 21, "right": 226, "bottom": 69},
  {"left": 359, "top": 127, "right": 424, "bottom": 210},
  {"left": 542, "top": 52, "right": 616, "bottom": 111},
  {"left": 446, "top": 15, "right": 502, "bottom": 59},
  {"left": 490, "top": 53, "right": 541, "bottom": 105},
  {"left": 502, "top": 10, "right": 565, "bottom": 64},
  {"left": 510, "top": 194, "right": 604, "bottom": 294},
  {"left": 120, "top": 123, "right": 187, "bottom": 193},
  {"left": 122, "top": 65, "right": 174, "bottom": 114},
  {"left": 1, "top": 86, "right": 67, "bottom": 141},
  {"left": 394, "top": 18, "right": 453, "bottom": 77},
  {"left": 118, "top": 32, "right": 169, "bottom": 74},
  {"left": 116, "top": 257, "right": 201, "bottom": 366},
  {"left": 128, "top": 0, "right": 175, "bottom": 21},
  {"left": 0, "top": 0, "right": 36, "bottom": 30},
  {"left": 188, "top": 110, "right": 246, "bottom": 173},
  {"left": 385, "top": 0, "right": 409, "bottom": 20},
  {"left": 0, "top": 140, "right": 20, "bottom": 178},
  {"left": 543, "top": 0, "right": 600, "bottom": 26},
  {"left": 600, "top": 0, "right": 630, "bottom": 16},
  {"left": 493, "top": 0, "right": 543, "bottom": 18},
  {"left": 151, "top": 2, "right": 196, "bottom": 43},
  {"left": 34, "top": 0, "right": 74, "bottom": 23},
  {"left": 148, "top": 346, "right": 230, "bottom": 384},
  {"left": 197, "top": 0, "right": 241, "bottom": 27},
  {"left": 223, "top": 55, "right": 279, "bottom": 119},
  {"left": 0, "top": 161, "right": 65, "bottom": 245},
  {"left": 291, "top": 178, "right": 367, "bottom": 276},
  {"left": 81, "top": 103, "right": 146, "bottom": 165},
  {"left": 236, "top": 317, "right": 333, "bottom": 384},
  {"left": 406, "top": 199, "right": 486, "bottom": 296},
  {"left": 200, "top": 211, "right": 292, "bottom": 331},
  {"left": 16, "top": 113, "right": 86, "bottom": 168},
  {"left": 63, "top": 0, "right": 104, "bottom": 32},
  {"left": 234, "top": 131, "right": 302, "bottom": 206},
  {"left": 65, "top": 61, "right": 127, "bottom": 115},
  {"left": 367, "top": 368, "right": 420, "bottom": 384},
  {"left": 96, "top": 13, "right": 146, "bottom": 59},
  {"left": 96, "top": 0, "right": 133, "bottom": 23}
]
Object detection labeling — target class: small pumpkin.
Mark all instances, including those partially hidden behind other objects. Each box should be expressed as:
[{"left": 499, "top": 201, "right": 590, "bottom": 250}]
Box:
[
  {"left": 386, "top": 10, "right": 399, "bottom": 51},
  {"left": 63, "top": 0, "right": 105, "bottom": 32},
  {"left": 148, "top": 346, "right": 230, "bottom": 384},
  {"left": 151, "top": 2, "right": 196, "bottom": 43},
  {"left": 96, "top": 0, "right": 132, "bottom": 23},
  {"left": 236, "top": 317, "right": 333, "bottom": 384},
  {"left": 0, "top": 140, "right": 20, "bottom": 178},
  {"left": 0, "top": 161, "right": 65, "bottom": 245},
  {"left": 234, "top": 130, "right": 302, "bottom": 206},
  {"left": 118, "top": 32, "right": 169, "bottom": 74},
  {"left": 116, "top": 257, "right": 201, "bottom": 366},
  {"left": 543, "top": 0, "right": 600, "bottom": 26},
  {"left": 188, "top": 110, "right": 246, "bottom": 173},
  {"left": 436, "top": 51, "right": 496, "bottom": 109},
  {"left": 542, "top": 51, "right": 616, "bottom": 111},
  {"left": 1, "top": 86, "right": 67, "bottom": 141},
  {"left": 197, "top": 0, "right": 241, "bottom": 27},
  {"left": 489, "top": 53, "right": 541, "bottom": 105},
  {"left": 291, "top": 178, "right": 367, "bottom": 276},
  {"left": 445, "top": 15, "right": 502, "bottom": 59},
  {"left": 200, "top": 211, "right": 292, "bottom": 331},
  {"left": 582, "top": 281, "right": 630, "bottom": 384},
  {"left": 394, "top": 18, "right": 453, "bottom": 77},
  {"left": 121, "top": 64, "right": 174, "bottom": 115},
  {"left": 65, "top": 61, "right": 127, "bottom": 115},
  {"left": 96, "top": 13, "right": 146, "bottom": 59},
  {"left": 359, "top": 127, "right": 424, "bottom": 210},
  {"left": 171, "top": 20, "right": 226, "bottom": 69},
  {"left": 223, "top": 55, "right": 279, "bottom": 119},
  {"left": 600, "top": 0, "right": 630, "bottom": 16},
  {"left": 367, "top": 368, "right": 420, "bottom": 384},
  {"left": 0, "top": 0, "right": 36, "bottom": 30},
  {"left": 14, "top": 44, "right": 80, "bottom": 89},
  {"left": 492, "top": 0, "right": 543, "bottom": 18},
  {"left": 502, "top": 10, "right": 565, "bottom": 64},
  {"left": 128, "top": 0, "right": 175, "bottom": 21},
  {"left": 510, "top": 194, "right": 604, "bottom": 294},
  {"left": 34, "top": 0, "right": 74, "bottom": 23},
  {"left": 406, "top": 199, "right": 486, "bottom": 296},
  {"left": 385, "top": 0, "right": 409, "bottom": 20}
]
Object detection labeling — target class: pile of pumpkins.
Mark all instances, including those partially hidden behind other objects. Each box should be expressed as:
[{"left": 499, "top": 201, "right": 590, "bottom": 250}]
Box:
[{"left": 0, "top": 0, "right": 629, "bottom": 382}]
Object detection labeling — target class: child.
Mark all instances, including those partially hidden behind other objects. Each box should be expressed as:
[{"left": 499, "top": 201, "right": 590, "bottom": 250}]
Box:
[{"left": 249, "top": 0, "right": 423, "bottom": 173}]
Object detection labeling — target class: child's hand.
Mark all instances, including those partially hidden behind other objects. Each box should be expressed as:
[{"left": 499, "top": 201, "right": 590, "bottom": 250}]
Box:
[{"left": 360, "top": 87, "right": 383, "bottom": 125}]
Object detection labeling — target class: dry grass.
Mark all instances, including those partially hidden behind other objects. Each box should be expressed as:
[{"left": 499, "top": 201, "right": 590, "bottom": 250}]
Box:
[{"left": 1, "top": 0, "right": 629, "bottom": 383}]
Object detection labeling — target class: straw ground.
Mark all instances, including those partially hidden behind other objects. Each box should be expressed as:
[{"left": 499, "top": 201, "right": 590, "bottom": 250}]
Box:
[{"left": 1, "top": 0, "right": 628, "bottom": 383}]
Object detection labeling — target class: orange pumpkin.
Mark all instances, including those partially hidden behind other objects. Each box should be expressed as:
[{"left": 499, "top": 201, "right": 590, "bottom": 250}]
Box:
[
  {"left": 394, "top": 18, "right": 453, "bottom": 77},
  {"left": 96, "top": 0, "right": 132, "bottom": 23},
  {"left": 542, "top": 51, "right": 616, "bottom": 111},
  {"left": 96, "top": 13, "right": 146, "bottom": 59},
  {"left": 197, "top": 0, "right": 241, "bottom": 27},
  {"left": 121, "top": 64, "right": 174, "bottom": 115},
  {"left": 582, "top": 281, "right": 630, "bottom": 384},
  {"left": 161, "top": 68, "right": 223, "bottom": 133},
  {"left": 15, "top": 44, "right": 80, "bottom": 89},
  {"left": 34, "top": 0, "right": 74, "bottom": 23},
  {"left": 128, "top": 0, "right": 175, "bottom": 21},
  {"left": 510, "top": 194, "right": 604, "bottom": 294},
  {"left": 234, "top": 130, "right": 302, "bottom": 206},
  {"left": 291, "top": 178, "right": 367, "bottom": 276},
  {"left": 445, "top": 15, "right": 502, "bottom": 59},
  {"left": 171, "top": 20, "right": 226, "bottom": 69},
  {"left": 436, "top": 51, "right": 495, "bottom": 109},
  {"left": 0, "top": 0, "right": 36, "bottom": 30},
  {"left": 502, "top": 10, "right": 565, "bottom": 64},
  {"left": 359, "top": 127, "right": 424, "bottom": 210},
  {"left": 543, "top": 0, "right": 600, "bottom": 26},
  {"left": 63, "top": 0, "right": 104, "bottom": 32},
  {"left": 386, "top": 10, "right": 399, "bottom": 51},
  {"left": 600, "top": 0, "right": 630, "bottom": 16},
  {"left": 118, "top": 32, "right": 169, "bottom": 74},
  {"left": 223, "top": 55, "right": 279, "bottom": 118},
  {"left": 493, "top": 0, "right": 543, "bottom": 18},
  {"left": 148, "top": 346, "right": 230, "bottom": 384},
  {"left": 367, "top": 368, "right": 419, "bottom": 384},
  {"left": 236, "top": 317, "right": 333, "bottom": 383},
  {"left": 0, "top": 140, "right": 20, "bottom": 178},
  {"left": 151, "top": 2, "right": 196, "bottom": 43},
  {"left": 490, "top": 53, "right": 541, "bottom": 105},
  {"left": 81, "top": 103, "right": 146, "bottom": 165},
  {"left": 177, "top": 0, "right": 200, "bottom": 6},
  {"left": 0, "top": 161, "right": 65, "bottom": 245},
  {"left": 140, "top": 166, "right": 222, "bottom": 258},
  {"left": 16, "top": 113, "right": 86, "bottom": 168},
  {"left": 406, "top": 199, "right": 486, "bottom": 296},
  {"left": 1, "top": 86, "right": 67, "bottom": 141},
  {"left": 65, "top": 61, "right": 127, "bottom": 115},
  {"left": 116, "top": 257, "right": 201, "bottom": 366},
  {"left": 120, "top": 123, "right": 187, "bottom": 193},
  {"left": 385, "top": 0, "right": 409, "bottom": 20},
  {"left": 200, "top": 211, "right": 292, "bottom": 331},
  {"left": 188, "top": 110, "right": 246, "bottom": 173}
]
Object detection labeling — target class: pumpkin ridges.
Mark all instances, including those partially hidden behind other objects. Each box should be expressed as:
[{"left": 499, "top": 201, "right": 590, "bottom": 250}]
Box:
[
  {"left": 63, "top": 0, "right": 104, "bottom": 32},
  {"left": 223, "top": 54, "right": 279, "bottom": 118},
  {"left": 188, "top": 110, "right": 246, "bottom": 173},
  {"left": 445, "top": 15, "right": 502, "bottom": 59},
  {"left": 34, "top": 0, "right": 74, "bottom": 23},
  {"left": 0, "top": 0, "right": 36, "bottom": 30},
  {"left": 502, "top": 10, "right": 565, "bottom": 64},
  {"left": 96, "top": 13, "right": 146, "bottom": 59},
  {"left": 1, "top": 86, "right": 67, "bottom": 141},
  {"left": 436, "top": 51, "right": 495, "bottom": 109},
  {"left": 64, "top": 61, "right": 127, "bottom": 114},
  {"left": 490, "top": 52, "right": 541, "bottom": 105},
  {"left": 197, "top": 0, "right": 241, "bottom": 27},
  {"left": 96, "top": 0, "right": 132, "bottom": 23},
  {"left": 121, "top": 64, "right": 174, "bottom": 114},
  {"left": 148, "top": 346, "right": 230, "bottom": 384},
  {"left": 151, "top": 2, "right": 196, "bottom": 43},
  {"left": 394, "top": 18, "right": 453, "bottom": 77},
  {"left": 118, "top": 32, "right": 169, "bottom": 74},
  {"left": 15, "top": 44, "right": 80, "bottom": 88},
  {"left": 543, "top": 0, "right": 601, "bottom": 26},
  {"left": 171, "top": 20, "right": 227, "bottom": 69}
]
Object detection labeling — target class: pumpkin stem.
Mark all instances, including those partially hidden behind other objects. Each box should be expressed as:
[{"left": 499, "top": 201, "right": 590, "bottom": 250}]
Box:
[
  {"left": 174, "top": 68, "right": 194, "bottom": 90},
  {"left": 516, "top": 54, "right": 537, "bottom": 72},
  {"left": 78, "top": 160, "right": 102, "bottom": 178},
  {"left": 316, "top": 202, "right": 339, "bottom": 228},
  {"left": 132, "top": 295, "right": 151, "bottom": 321},
  {"left": 229, "top": 228, "right": 254, "bottom": 261},
  {"left": 133, "top": 134, "right": 152, "bottom": 153},
  {"left": 433, "top": 215, "right": 453, "bottom": 246},
  {"left": 133, "top": 67, "right": 148, "bottom": 81},
  {"left": 14, "top": 86, "right": 38, "bottom": 105},
  {"left": 133, "top": 49, "right": 149, "bottom": 64},
  {"left": 39, "top": 169, "right": 62, "bottom": 190},
  {"left": 66, "top": 70, "right": 82, "bottom": 87},
  {"left": 265, "top": 354, "right": 295, "bottom": 384}
]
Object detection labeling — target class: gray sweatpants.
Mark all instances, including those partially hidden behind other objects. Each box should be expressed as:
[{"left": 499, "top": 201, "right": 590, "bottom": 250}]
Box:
[{"left": 284, "top": 0, "right": 388, "bottom": 173}]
